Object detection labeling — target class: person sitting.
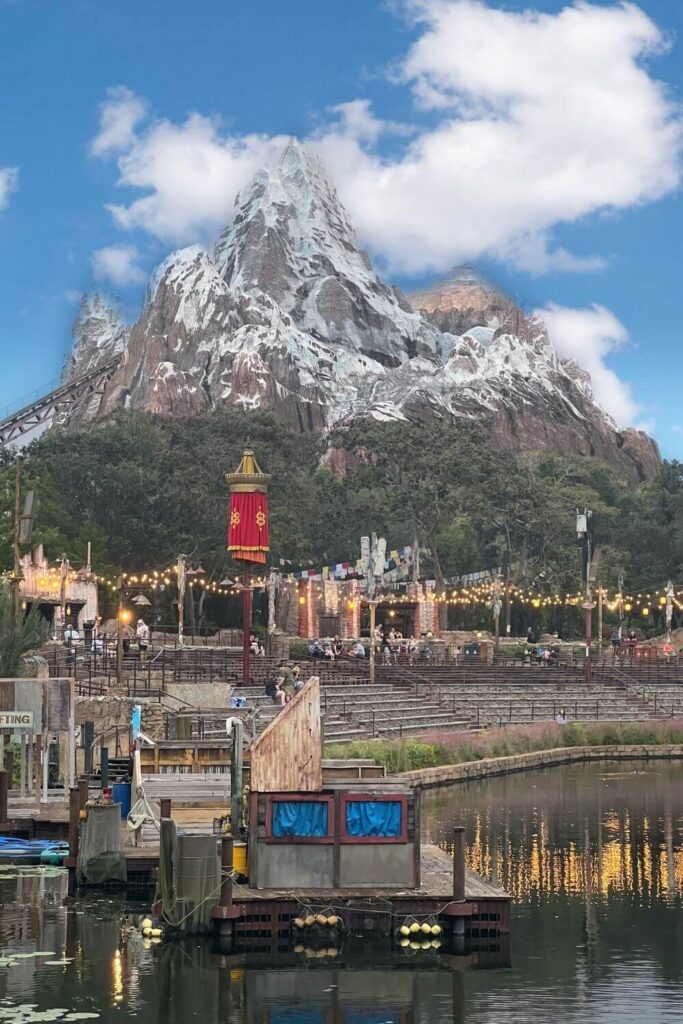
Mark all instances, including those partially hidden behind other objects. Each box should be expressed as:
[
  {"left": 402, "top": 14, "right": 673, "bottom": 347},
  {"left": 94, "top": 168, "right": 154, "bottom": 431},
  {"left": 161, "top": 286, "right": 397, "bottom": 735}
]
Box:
[
  {"left": 333, "top": 635, "right": 344, "bottom": 657},
  {"left": 322, "top": 642, "right": 335, "bottom": 661},
  {"left": 277, "top": 661, "right": 297, "bottom": 702},
  {"left": 264, "top": 677, "right": 285, "bottom": 707},
  {"left": 350, "top": 640, "right": 366, "bottom": 658},
  {"left": 555, "top": 708, "right": 568, "bottom": 725},
  {"left": 308, "top": 639, "right": 324, "bottom": 659}
]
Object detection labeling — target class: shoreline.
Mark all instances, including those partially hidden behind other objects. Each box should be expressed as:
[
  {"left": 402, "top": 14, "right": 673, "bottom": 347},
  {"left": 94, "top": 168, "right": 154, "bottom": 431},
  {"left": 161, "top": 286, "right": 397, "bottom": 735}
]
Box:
[{"left": 399, "top": 744, "right": 683, "bottom": 790}]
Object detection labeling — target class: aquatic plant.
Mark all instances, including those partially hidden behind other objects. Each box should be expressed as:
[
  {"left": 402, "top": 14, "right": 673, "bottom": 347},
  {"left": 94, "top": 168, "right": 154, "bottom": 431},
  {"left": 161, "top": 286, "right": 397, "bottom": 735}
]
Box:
[{"left": 327, "top": 718, "right": 683, "bottom": 771}]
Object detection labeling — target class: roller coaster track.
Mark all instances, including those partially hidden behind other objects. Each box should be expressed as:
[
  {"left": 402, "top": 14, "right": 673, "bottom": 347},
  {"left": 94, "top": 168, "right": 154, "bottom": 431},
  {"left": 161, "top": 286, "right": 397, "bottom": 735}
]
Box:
[{"left": 0, "top": 358, "right": 120, "bottom": 447}]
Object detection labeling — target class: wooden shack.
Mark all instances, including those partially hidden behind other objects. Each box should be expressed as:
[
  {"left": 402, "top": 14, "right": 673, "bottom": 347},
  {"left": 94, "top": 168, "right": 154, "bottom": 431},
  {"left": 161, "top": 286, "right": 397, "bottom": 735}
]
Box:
[{"left": 248, "top": 678, "right": 420, "bottom": 890}]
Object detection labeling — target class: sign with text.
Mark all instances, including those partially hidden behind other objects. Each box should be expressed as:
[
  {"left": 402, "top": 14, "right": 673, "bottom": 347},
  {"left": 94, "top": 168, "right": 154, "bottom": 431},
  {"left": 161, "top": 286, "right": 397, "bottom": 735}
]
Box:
[{"left": 0, "top": 711, "right": 34, "bottom": 730}]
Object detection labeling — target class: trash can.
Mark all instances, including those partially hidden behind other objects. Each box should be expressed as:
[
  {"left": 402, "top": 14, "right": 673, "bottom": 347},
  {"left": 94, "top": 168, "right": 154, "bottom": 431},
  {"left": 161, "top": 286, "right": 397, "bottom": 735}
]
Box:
[{"left": 112, "top": 782, "right": 131, "bottom": 819}]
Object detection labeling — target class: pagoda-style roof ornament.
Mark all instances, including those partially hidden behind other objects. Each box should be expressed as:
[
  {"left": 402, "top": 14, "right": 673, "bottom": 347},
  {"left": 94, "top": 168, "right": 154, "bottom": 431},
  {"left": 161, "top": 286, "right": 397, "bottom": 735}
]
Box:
[{"left": 225, "top": 447, "right": 271, "bottom": 493}]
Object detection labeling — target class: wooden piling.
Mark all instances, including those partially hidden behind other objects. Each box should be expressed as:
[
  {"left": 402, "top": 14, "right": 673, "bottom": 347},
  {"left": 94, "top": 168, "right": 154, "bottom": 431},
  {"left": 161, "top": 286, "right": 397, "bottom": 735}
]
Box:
[
  {"left": 34, "top": 734, "right": 42, "bottom": 808},
  {"left": 160, "top": 797, "right": 172, "bottom": 819},
  {"left": 78, "top": 776, "right": 89, "bottom": 811},
  {"left": 66, "top": 785, "right": 81, "bottom": 895},
  {"left": 452, "top": 826, "right": 465, "bottom": 902},
  {"left": 219, "top": 836, "right": 233, "bottom": 909},
  {"left": 211, "top": 834, "right": 238, "bottom": 939},
  {"left": 0, "top": 769, "right": 8, "bottom": 825}
]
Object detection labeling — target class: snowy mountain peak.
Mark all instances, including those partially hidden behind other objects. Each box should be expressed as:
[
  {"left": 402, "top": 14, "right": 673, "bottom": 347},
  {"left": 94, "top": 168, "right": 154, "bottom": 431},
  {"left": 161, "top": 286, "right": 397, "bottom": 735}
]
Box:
[
  {"left": 62, "top": 293, "right": 129, "bottom": 383},
  {"left": 63, "top": 142, "right": 659, "bottom": 483}
]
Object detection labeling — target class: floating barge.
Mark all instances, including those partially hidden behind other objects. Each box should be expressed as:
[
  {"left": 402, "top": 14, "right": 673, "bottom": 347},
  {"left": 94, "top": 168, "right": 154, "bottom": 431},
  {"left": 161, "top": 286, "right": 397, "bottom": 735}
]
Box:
[{"left": 1, "top": 679, "right": 510, "bottom": 945}]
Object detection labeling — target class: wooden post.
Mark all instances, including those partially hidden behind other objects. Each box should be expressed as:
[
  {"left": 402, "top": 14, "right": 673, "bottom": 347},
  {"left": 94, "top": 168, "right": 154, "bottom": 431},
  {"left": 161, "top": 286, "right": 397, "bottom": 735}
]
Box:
[
  {"left": 242, "top": 567, "right": 251, "bottom": 685},
  {"left": 116, "top": 577, "right": 124, "bottom": 691},
  {"left": 0, "top": 769, "right": 8, "bottom": 825},
  {"left": 5, "top": 750, "right": 13, "bottom": 791},
  {"left": 68, "top": 786, "right": 80, "bottom": 860},
  {"left": 369, "top": 600, "right": 377, "bottom": 685},
  {"left": 34, "top": 733, "right": 42, "bottom": 809},
  {"left": 452, "top": 826, "right": 465, "bottom": 902},
  {"left": 12, "top": 457, "right": 23, "bottom": 619},
  {"left": 219, "top": 836, "right": 234, "bottom": 909},
  {"left": 78, "top": 776, "right": 89, "bottom": 810},
  {"left": 160, "top": 797, "right": 172, "bottom": 819},
  {"left": 67, "top": 785, "right": 80, "bottom": 895},
  {"left": 19, "top": 733, "right": 26, "bottom": 797}
]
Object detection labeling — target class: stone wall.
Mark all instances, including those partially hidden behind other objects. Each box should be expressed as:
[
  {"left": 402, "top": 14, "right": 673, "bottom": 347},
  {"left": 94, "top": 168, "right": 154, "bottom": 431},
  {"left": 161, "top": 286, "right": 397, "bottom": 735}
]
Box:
[
  {"left": 401, "top": 744, "right": 683, "bottom": 790},
  {"left": 76, "top": 695, "right": 164, "bottom": 757}
]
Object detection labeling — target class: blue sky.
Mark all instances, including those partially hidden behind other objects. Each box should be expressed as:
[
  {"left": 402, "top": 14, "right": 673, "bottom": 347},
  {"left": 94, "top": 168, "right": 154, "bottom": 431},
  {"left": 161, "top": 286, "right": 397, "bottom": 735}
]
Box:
[{"left": 0, "top": 0, "right": 681, "bottom": 457}]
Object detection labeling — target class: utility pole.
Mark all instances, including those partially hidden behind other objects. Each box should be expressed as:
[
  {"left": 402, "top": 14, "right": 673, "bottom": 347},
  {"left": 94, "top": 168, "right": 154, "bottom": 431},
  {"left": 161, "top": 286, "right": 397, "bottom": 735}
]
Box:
[
  {"left": 116, "top": 575, "right": 124, "bottom": 691},
  {"left": 362, "top": 533, "right": 386, "bottom": 685},
  {"left": 597, "top": 584, "right": 603, "bottom": 659},
  {"left": 12, "top": 457, "right": 23, "bottom": 619},
  {"left": 492, "top": 576, "right": 503, "bottom": 650},
  {"left": 177, "top": 554, "right": 187, "bottom": 646},
  {"left": 577, "top": 509, "right": 594, "bottom": 686}
]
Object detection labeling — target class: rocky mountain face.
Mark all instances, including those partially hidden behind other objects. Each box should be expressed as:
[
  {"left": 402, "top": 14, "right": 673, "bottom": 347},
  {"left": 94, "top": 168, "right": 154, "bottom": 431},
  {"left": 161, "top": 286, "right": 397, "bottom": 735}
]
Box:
[{"left": 63, "top": 140, "right": 659, "bottom": 482}]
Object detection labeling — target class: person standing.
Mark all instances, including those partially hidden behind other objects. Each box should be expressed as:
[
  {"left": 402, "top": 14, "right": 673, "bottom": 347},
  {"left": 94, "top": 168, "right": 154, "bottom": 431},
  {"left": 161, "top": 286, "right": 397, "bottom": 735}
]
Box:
[{"left": 136, "top": 618, "right": 150, "bottom": 660}]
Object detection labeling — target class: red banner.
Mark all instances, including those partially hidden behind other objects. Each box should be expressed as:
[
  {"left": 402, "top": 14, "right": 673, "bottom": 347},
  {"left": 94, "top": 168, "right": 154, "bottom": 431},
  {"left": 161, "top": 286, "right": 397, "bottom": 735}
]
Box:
[{"left": 227, "top": 491, "right": 270, "bottom": 564}]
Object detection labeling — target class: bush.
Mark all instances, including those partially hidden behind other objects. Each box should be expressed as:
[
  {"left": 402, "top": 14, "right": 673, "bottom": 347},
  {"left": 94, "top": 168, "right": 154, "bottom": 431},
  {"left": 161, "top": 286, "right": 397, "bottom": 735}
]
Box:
[{"left": 328, "top": 718, "right": 683, "bottom": 772}]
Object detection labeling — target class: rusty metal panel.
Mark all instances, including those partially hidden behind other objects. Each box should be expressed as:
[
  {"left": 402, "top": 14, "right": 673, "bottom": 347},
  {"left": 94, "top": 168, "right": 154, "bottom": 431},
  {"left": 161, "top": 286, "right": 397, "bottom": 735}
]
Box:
[{"left": 250, "top": 678, "right": 322, "bottom": 792}]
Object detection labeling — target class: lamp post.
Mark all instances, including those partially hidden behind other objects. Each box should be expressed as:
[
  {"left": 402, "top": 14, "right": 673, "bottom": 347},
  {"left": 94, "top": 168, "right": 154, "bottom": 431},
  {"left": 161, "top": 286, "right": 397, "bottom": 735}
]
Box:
[{"left": 225, "top": 448, "right": 271, "bottom": 686}]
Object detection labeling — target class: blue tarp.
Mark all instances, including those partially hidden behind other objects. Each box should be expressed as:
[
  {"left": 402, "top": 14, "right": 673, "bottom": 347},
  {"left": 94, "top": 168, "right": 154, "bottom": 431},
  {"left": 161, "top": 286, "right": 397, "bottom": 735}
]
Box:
[
  {"left": 272, "top": 801, "right": 329, "bottom": 837},
  {"left": 345, "top": 800, "right": 402, "bottom": 838}
]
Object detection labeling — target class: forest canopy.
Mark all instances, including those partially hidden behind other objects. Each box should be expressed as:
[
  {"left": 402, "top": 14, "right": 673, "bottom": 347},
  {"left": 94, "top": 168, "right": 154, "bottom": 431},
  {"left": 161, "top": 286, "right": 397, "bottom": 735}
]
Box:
[{"left": 1, "top": 409, "right": 682, "bottom": 634}]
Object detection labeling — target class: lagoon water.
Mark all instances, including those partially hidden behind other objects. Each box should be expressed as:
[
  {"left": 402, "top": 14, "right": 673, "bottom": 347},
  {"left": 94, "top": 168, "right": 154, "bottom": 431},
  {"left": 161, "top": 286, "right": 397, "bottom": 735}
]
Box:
[{"left": 1, "top": 761, "right": 682, "bottom": 1023}]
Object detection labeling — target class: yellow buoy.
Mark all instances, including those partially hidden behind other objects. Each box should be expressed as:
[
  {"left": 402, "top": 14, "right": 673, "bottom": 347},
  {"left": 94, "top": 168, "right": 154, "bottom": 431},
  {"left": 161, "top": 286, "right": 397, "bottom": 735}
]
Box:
[
  {"left": 142, "top": 928, "right": 152, "bottom": 938},
  {"left": 150, "top": 928, "right": 162, "bottom": 938},
  {"left": 409, "top": 922, "right": 421, "bottom": 934},
  {"left": 304, "top": 915, "right": 315, "bottom": 927},
  {"left": 430, "top": 939, "right": 442, "bottom": 949},
  {"left": 150, "top": 937, "right": 162, "bottom": 945},
  {"left": 315, "top": 948, "right": 327, "bottom": 959},
  {"left": 399, "top": 938, "right": 410, "bottom": 948},
  {"left": 294, "top": 945, "right": 304, "bottom": 954},
  {"left": 293, "top": 918, "right": 305, "bottom": 929},
  {"left": 399, "top": 925, "right": 411, "bottom": 938},
  {"left": 142, "top": 939, "right": 152, "bottom": 950},
  {"left": 420, "top": 922, "right": 431, "bottom": 935},
  {"left": 141, "top": 918, "right": 153, "bottom": 930},
  {"left": 430, "top": 924, "right": 441, "bottom": 936},
  {"left": 409, "top": 941, "right": 421, "bottom": 950},
  {"left": 79, "top": 809, "right": 87, "bottom": 820},
  {"left": 315, "top": 914, "right": 327, "bottom": 926},
  {"left": 327, "top": 915, "right": 339, "bottom": 927},
  {"left": 326, "top": 948, "right": 338, "bottom": 957}
]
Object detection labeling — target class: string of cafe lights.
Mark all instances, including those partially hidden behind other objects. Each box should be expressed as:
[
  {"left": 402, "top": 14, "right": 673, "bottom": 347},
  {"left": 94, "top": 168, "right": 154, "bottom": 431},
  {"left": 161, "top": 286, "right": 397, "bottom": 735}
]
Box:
[{"left": 89, "top": 565, "right": 683, "bottom": 616}]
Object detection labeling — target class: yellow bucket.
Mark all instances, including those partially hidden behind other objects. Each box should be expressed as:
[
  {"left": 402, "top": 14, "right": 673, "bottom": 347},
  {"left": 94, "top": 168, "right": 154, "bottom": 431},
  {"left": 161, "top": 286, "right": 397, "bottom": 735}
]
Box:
[{"left": 233, "top": 841, "right": 248, "bottom": 877}]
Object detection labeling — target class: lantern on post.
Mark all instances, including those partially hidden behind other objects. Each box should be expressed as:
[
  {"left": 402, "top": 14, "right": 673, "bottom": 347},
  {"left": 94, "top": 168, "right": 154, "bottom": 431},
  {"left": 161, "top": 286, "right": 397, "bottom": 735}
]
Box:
[{"left": 225, "top": 448, "right": 271, "bottom": 684}]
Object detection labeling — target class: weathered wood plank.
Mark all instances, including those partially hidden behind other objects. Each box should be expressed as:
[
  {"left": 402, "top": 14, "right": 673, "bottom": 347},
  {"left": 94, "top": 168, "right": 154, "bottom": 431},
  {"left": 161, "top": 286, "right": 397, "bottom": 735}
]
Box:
[{"left": 249, "top": 678, "right": 322, "bottom": 792}]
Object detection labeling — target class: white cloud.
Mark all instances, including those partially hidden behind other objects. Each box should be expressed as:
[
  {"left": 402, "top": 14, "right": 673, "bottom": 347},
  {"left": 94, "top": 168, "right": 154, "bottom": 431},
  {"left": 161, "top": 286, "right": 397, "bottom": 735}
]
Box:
[
  {"left": 0, "top": 166, "right": 19, "bottom": 210},
  {"left": 538, "top": 302, "right": 645, "bottom": 428},
  {"left": 107, "top": 113, "right": 288, "bottom": 243},
  {"left": 90, "top": 85, "right": 147, "bottom": 158},
  {"left": 90, "top": 1, "right": 682, "bottom": 275},
  {"left": 91, "top": 245, "right": 146, "bottom": 286}
]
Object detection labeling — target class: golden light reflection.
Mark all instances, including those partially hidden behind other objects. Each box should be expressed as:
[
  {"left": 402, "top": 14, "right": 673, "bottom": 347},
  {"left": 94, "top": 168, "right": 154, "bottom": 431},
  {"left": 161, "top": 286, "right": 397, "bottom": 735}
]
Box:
[
  {"left": 112, "top": 949, "right": 124, "bottom": 1005},
  {"left": 461, "top": 805, "right": 683, "bottom": 903}
]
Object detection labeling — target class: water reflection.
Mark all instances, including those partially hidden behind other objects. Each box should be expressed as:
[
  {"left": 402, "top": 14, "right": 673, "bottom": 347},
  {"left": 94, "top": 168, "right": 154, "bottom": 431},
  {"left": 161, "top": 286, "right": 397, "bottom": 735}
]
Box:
[
  {"left": 3, "top": 760, "right": 683, "bottom": 1023},
  {"left": 0, "top": 867, "right": 497, "bottom": 1023},
  {"left": 423, "top": 761, "right": 683, "bottom": 904}
]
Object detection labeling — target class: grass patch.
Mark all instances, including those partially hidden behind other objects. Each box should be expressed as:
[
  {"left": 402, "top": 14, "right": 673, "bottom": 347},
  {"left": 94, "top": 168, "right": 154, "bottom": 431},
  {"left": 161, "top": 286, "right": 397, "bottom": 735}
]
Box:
[{"left": 325, "top": 718, "right": 683, "bottom": 773}]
